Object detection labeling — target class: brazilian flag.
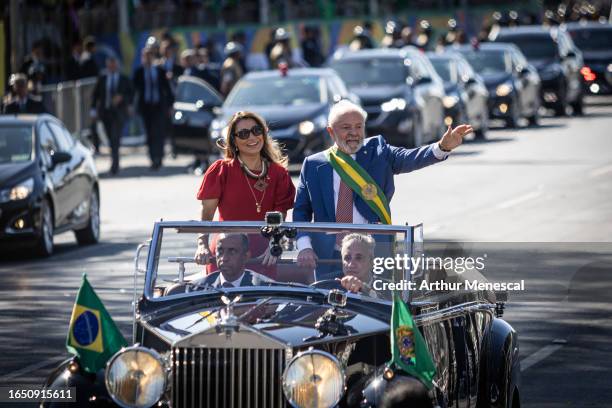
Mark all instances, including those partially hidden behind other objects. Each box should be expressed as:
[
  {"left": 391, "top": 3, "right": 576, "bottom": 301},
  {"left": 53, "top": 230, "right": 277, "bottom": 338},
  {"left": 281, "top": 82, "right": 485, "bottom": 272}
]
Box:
[
  {"left": 66, "top": 275, "right": 128, "bottom": 373},
  {"left": 390, "top": 293, "right": 436, "bottom": 389}
]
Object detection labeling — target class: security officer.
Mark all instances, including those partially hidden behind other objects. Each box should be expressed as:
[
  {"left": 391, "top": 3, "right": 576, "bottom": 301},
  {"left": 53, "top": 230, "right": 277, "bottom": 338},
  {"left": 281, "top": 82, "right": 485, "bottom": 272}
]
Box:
[
  {"left": 2, "top": 73, "right": 46, "bottom": 114},
  {"left": 220, "top": 42, "right": 244, "bottom": 97}
]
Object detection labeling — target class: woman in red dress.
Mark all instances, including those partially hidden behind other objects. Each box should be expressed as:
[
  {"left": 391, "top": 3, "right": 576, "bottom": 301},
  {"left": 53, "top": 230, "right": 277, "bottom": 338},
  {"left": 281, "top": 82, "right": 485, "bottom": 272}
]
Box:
[{"left": 194, "top": 111, "right": 295, "bottom": 278}]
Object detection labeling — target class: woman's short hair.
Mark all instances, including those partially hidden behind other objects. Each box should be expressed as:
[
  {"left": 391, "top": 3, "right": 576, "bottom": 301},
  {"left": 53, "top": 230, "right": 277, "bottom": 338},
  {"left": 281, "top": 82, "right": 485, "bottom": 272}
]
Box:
[
  {"left": 328, "top": 100, "right": 367, "bottom": 127},
  {"left": 341, "top": 233, "right": 375, "bottom": 258},
  {"left": 219, "top": 110, "right": 289, "bottom": 168}
]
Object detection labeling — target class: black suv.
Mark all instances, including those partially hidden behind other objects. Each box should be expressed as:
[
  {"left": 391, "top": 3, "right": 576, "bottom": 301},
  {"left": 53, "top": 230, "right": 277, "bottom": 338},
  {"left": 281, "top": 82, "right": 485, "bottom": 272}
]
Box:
[
  {"left": 491, "top": 26, "right": 584, "bottom": 116},
  {"left": 565, "top": 22, "right": 612, "bottom": 95},
  {"left": 329, "top": 47, "right": 445, "bottom": 147}
]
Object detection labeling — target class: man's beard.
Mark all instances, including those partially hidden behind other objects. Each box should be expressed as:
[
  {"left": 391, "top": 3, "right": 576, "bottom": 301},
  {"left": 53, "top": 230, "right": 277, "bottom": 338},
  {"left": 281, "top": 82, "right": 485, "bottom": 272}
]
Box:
[{"left": 336, "top": 137, "right": 363, "bottom": 155}]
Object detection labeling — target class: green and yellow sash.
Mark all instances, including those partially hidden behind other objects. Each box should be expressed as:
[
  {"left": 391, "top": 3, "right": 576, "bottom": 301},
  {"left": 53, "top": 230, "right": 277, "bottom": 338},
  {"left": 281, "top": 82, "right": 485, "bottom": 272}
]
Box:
[{"left": 325, "top": 146, "right": 392, "bottom": 224}]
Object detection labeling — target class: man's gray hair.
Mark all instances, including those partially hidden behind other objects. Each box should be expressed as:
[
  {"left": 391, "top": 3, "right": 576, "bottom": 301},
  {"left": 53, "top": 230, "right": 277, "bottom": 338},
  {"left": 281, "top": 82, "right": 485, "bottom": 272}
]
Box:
[
  {"left": 328, "top": 99, "right": 367, "bottom": 127},
  {"left": 341, "top": 233, "right": 375, "bottom": 258}
]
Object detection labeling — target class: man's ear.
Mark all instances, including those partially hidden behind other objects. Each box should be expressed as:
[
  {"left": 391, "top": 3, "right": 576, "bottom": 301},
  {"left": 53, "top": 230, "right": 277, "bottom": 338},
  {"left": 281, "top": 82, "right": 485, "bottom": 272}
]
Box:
[{"left": 326, "top": 126, "right": 335, "bottom": 142}]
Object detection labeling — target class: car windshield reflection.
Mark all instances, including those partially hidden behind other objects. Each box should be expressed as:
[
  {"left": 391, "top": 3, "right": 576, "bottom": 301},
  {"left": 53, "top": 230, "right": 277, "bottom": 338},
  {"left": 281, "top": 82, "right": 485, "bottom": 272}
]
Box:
[{"left": 0, "top": 126, "right": 33, "bottom": 164}]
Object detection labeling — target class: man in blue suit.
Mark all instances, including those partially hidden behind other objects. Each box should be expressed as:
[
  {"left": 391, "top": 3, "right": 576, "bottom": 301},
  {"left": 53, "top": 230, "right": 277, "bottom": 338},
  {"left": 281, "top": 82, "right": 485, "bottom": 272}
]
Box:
[{"left": 293, "top": 100, "right": 472, "bottom": 280}]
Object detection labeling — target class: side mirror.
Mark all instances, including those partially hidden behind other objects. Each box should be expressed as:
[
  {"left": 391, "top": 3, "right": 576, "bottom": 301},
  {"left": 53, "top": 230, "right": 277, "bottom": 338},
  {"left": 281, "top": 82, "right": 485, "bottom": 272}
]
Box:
[
  {"left": 465, "top": 77, "right": 477, "bottom": 85},
  {"left": 50, "top": 151, "right": 71, "bottom": 167},
  {"left": 566, "top": 50, "right": 576, "bottom": 59},
  {"left": 416, "top": 76, "right": 432, "bottom": 85}
]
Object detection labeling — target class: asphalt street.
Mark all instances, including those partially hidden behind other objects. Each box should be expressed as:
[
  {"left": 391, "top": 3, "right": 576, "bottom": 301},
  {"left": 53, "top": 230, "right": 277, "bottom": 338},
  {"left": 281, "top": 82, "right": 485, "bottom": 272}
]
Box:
[{"left": 1, "top": 97, "right": 611, "bottom": 407}]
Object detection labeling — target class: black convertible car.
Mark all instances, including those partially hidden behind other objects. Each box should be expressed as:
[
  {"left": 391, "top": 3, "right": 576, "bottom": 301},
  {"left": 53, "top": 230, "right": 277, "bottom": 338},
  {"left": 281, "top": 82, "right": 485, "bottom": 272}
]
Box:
[
  {"left": 0, "top": 114, "right": 100, "bottom": 256},
  {"left": 329, "top": 47, "right": 446, "bottom": 147},
  {"left": 44, "top": 219, "right": 521, "bottom": 408}
]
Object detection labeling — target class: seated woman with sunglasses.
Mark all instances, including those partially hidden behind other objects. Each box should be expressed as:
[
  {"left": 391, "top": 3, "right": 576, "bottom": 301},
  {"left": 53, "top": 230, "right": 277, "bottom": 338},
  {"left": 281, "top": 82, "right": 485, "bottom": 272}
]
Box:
[{"left": 194, "top": 111, "right": 296, "bottom": 278}]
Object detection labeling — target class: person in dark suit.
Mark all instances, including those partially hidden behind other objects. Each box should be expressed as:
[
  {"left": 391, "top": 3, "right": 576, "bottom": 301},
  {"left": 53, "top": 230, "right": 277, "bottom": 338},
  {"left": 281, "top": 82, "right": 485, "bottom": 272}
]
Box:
[
  {"left": 65, "top": 39, "right": 83, "bottom": 81},
  {"left": 90, "top": 57, "right": 134, "bottom": 174},
  {"left": 194, "top": 233, "right": 271, "bottom": 288},
  {"left": 80, "top": 36, "right": 100, "bottom": 78},
  {"left": 293, "top": 100, "right": 473, "bottom": 280},
  {"left": 133, "top": 46, "right": 174, "bottom": 170},
  {"left": 2, "top": 74, "right": 46, "bottom": 114}
]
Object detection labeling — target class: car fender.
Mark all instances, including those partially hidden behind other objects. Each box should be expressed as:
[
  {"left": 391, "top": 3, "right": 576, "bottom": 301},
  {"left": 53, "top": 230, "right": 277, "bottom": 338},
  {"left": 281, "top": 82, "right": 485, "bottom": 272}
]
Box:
[
  {"left": 40, "top": 358, "right": 114, "bottom": 408},
  {"left": 479, "top": 318, "right": 520, "bottom": 408}
]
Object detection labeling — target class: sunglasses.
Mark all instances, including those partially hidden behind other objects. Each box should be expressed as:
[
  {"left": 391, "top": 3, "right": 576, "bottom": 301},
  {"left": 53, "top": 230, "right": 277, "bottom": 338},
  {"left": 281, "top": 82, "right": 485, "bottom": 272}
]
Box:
[{"left": 234, "top": 125, "right": 264, "bottom": 140}]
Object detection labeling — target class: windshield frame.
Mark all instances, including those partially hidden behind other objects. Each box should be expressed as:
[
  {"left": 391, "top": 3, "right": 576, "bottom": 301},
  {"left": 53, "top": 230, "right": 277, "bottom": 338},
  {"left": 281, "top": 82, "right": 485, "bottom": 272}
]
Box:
[
  {"left": 0, "top": 124, "right": 35, "bottom": 165},
  {"left": 460, "top": 49, "right": 513, "bottom": 75},
  {"left": 143, "top": 221, "right": 420, "bottom": 303},
  {"left": 568, "top": 27, "right": 612, "bottom": 51}
]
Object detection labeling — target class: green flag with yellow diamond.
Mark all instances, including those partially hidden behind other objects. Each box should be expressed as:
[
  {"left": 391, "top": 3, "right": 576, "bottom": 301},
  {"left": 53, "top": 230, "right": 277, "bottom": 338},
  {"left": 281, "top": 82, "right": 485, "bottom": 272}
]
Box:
[
  {"left": 66, "top": 275, "right": 127, "bottom": 373},
  {"left": 390, "top": 293, "right": 436, "bottom": 389}
]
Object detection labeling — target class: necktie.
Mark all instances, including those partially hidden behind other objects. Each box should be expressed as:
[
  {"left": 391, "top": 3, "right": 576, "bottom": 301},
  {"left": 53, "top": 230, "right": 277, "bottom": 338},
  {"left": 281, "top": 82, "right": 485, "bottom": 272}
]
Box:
[
  {"left": 335, "top": 179, "right": 353, "bottom": 245},
  {"left": 221, "top": 281, "right": 234, "bottom": 288}
]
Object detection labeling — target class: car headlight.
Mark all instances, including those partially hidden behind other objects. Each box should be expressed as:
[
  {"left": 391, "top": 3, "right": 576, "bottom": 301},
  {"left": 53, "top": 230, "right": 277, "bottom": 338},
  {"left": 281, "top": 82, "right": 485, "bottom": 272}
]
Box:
[
  {"left": 282, "top": 349, "right": 345, "bottom": 408},
  {"left": 443, "top": 95, "right": 459, "bottom": 109},
  {"left": 495, "top": 83, "right": 513, "bottom": 97},
  {"left": 105, "top": 346, "right": 167, "bottom": 408},
  {"left": 0, "top": 178, "right": 34, "bottom": 203},
  {"left": 299, "top": 114, "right": 327, "bottom": 135},
  {"left": 381, "top": 98, "right": 407, "bottom": 112}
]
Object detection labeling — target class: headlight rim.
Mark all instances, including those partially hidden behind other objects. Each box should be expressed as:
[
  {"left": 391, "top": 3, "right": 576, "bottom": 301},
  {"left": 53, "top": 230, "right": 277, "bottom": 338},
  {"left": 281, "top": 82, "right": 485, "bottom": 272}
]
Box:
[
  {"left": 104, "top": 345, "right": 167, "bottom": 408},
  {"left": 282, "top": 348, "right": 346, "bottom": 408}
]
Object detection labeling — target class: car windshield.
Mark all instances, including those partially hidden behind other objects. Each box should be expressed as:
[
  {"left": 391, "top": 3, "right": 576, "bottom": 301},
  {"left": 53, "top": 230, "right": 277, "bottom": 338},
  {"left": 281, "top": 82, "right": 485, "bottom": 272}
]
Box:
[
  {"left": 146, "top": 222, "right": 421, "bottom": 302},
  {"left": 225, "top": 76, "right": 324, "bottom": 107},
  {"left": 0, "top": 125, "right": 33, "bottom": 164},
  {"left": 569, "top": 28, "right": 612, "bottom": 51},
  {"left": 460, "top": 50, "right": 511, "bottom": 74},
  {"left": 499, "top": 36, "right": 558, "bottom": 60},
  {"left": 176, "top": 80, "right": 221, "bottom": 106},
  {"left": 430, "top": 59, "right": 456, "bottom": 82},
  {"left": 330, "top": 58, "right": 409, "bottom": 86}
]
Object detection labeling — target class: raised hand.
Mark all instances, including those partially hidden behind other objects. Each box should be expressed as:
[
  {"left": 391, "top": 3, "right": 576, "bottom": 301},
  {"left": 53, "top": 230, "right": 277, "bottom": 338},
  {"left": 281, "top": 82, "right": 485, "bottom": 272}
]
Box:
[{"left": 439, "top": 124, "right": 474, "bottom": 152}]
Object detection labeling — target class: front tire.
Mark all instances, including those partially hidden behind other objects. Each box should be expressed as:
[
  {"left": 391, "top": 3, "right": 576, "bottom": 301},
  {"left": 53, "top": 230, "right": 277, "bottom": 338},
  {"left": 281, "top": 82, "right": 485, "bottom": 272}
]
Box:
[
  {"left": 75, "top": 189, "right": 100, "bottom": 245},
  {"left": 36, "top": 199, "right": 54, "bottom": 257},
  {"left": 409, "top": 114, "right": 424, "bottom": 147},
  {"left": 505, "top": 97, "right": 520, "bottom": 129},
  {"left": 571, "top": 94, "right": 584, "bottom": 116}
]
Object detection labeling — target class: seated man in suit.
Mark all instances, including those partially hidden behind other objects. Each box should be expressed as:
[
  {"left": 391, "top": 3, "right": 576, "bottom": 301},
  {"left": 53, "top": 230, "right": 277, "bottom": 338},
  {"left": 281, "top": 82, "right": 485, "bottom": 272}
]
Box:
[{"left": 194, "top": 233, "right": 271, "bottom": 289}]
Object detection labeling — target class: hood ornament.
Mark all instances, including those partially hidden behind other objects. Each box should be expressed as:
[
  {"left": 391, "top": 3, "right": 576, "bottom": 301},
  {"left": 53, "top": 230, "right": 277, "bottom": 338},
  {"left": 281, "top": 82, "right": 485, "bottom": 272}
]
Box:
[{"left": 216, "top": 295, "right": 242, "bottom": 339}]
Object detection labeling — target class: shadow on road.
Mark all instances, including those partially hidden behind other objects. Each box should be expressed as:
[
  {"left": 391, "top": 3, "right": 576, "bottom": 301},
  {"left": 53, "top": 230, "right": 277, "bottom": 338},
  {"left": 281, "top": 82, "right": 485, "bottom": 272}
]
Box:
[
  {"left": 98, "top": 164, "right": 192, "bottom": 179},
  {"left": 0, "top": 240, "right": 140, "bottom": 264}
]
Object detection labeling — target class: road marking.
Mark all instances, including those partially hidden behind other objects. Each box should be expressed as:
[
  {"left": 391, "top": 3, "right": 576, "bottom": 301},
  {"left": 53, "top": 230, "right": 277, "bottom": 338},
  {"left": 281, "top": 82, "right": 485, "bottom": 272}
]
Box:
[
  {"left": 520, "top": 344, "right": 564, "bottom": 372},
  {"left": 589, "top": 164, "right": 612, "bottom": 178},
  {"left": 0, "top": 355, "right": 67, "bottom": 382},
  {"left": 497, "top": 191, "right": 542, "bottom": 210}
]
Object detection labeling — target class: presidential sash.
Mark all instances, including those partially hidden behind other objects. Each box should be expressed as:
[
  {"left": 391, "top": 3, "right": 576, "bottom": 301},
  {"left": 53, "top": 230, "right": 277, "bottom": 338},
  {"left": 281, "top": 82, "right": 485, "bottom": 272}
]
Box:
[{"left": 325, "top": 146, "right": 392, "bottom": 224}]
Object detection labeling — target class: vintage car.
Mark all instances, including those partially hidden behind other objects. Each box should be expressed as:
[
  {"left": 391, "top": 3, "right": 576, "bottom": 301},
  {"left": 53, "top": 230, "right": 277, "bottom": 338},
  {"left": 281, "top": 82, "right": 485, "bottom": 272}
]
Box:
[{"left": 43, "top": 218, "right": 520, "bottom": 408}]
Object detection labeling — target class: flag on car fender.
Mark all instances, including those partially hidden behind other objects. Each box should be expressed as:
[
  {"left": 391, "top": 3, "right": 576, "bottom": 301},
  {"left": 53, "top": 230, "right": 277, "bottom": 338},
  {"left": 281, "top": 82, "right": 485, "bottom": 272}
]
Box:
[
  {"left": 66, "top": 274, "right": 127, "bottom": 373},
  {"left": 390, "top": 293, "right": 436, "bottom": 388}
]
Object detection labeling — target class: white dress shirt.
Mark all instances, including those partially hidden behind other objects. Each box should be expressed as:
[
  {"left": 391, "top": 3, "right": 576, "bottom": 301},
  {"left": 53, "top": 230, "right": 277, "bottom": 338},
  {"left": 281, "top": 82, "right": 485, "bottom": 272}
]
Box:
[
  {"left": 218, "top": 271, "right": 245, "bottom": 288},
  {"left": 297, "top": 142, "right": 450, "bottom": 251}
]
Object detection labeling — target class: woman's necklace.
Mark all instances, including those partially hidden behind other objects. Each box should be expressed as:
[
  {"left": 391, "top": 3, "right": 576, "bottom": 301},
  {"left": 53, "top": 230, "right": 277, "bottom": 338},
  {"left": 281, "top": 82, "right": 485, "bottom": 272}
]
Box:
[
  {"left": 243, "top": 171, "right": 267, "bottom": 213},
  {"left": 237, "top": 155, "right": 268, "bottom": 191}
]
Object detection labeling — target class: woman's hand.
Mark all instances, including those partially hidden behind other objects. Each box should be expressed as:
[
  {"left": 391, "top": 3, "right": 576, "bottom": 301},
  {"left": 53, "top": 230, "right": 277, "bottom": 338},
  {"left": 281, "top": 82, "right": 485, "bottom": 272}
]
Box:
[
  {"left": 258, "top": 246, "right": 279, "bottom": 266},
  {"left": 194, "top": 243, "right": 212, "bottom": 265}
]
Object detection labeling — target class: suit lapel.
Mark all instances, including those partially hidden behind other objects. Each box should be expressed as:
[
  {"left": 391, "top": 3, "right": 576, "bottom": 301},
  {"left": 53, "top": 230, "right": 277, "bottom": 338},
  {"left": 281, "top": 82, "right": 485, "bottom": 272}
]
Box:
[
  {"left": 240, "top": 271, "right": 252, "bottom": 287},
  {"left": 316, "top": 161, "right": 335, "bottom": 220}
]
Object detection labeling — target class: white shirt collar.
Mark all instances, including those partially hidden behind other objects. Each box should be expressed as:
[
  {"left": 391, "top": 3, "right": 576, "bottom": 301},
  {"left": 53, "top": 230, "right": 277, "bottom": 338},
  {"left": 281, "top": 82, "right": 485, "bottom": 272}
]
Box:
[{"left": 219, "top": 271, "right": 245, "bottom": 287}]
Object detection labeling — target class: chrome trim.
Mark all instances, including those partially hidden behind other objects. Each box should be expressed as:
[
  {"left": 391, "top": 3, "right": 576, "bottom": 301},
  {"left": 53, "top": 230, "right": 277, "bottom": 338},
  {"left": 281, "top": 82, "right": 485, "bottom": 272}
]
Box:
[
  {"left": 105, "top": 346, "right": 167, "bottom": 408},
  {"left": 414, "top": 301, "right": 495, "bottom": 325},
  {"left": 282, "top": 349, "right": 346, "bottom": 408}
]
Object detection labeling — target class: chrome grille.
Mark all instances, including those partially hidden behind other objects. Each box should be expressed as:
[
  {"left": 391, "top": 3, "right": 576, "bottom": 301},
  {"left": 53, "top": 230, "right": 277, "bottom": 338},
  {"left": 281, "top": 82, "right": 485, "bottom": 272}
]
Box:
[{"left": 171, "top": 347, "right": 287, "bottom": 408}]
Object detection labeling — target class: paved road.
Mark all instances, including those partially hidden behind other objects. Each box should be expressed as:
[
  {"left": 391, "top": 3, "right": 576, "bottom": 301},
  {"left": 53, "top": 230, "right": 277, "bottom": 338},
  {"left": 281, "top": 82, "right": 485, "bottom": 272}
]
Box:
[{"left": 1, "top": 98, "right": 611, "bottom": 407}]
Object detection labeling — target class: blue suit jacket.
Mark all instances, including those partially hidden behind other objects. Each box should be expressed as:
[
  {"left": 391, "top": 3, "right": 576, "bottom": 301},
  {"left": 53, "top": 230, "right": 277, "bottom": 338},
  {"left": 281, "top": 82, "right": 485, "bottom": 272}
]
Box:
[{"left": 293, "top": 136, "right": 444, "bottom": 278}]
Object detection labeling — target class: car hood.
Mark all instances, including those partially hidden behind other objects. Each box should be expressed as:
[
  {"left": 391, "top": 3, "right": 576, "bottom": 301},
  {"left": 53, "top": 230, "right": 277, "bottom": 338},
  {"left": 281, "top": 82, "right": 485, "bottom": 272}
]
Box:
[
  {"left": 482, "top": 72, "right": 513, "bottom": 89},
  {"left": 348, "top": 84, "right": 407, "bottom": 105},
  {"left": 146, "top": 298, "right": 389, "bottom": 348},
  {"left": 530, "top": 58, "right": 558, "bottom": 71},
  {"left": 582, "top": 50, "right": 612, "bottom": 65},
  {"left": 219, "top": 104, "right": 327, "bottom": 129},
  {"left": 0, "top": 161, "right": 37, "bottom": 187}
]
